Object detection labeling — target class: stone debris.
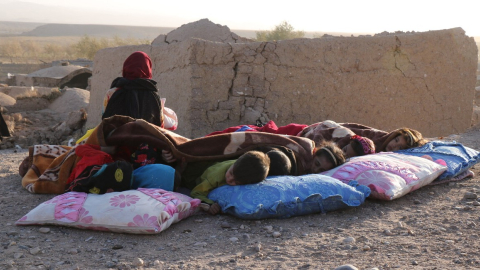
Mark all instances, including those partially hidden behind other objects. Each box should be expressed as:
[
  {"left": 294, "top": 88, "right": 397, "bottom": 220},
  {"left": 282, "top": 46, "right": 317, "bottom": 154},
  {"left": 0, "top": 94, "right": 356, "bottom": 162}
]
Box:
[{"left": 38, "top": 227, "right": 50, "bottom": 234}]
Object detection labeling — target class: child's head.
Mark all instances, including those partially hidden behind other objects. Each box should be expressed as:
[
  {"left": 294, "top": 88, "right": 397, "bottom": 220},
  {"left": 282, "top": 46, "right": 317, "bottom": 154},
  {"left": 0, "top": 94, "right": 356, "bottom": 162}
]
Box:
[
  {"left": 342, "top": 135, "right": 375, "bottom": 158},
  {"left": 266, "top": 150, "right": 292, "bottom": 176},
  {"left": 225, "top": 151, "right": 270, "bottom": 186},
  {"left": 311, "top": 141, "right": 345, "bottom": 173},
  {"left": 383, "top": 128, "right": 428, "bottom": 152}
]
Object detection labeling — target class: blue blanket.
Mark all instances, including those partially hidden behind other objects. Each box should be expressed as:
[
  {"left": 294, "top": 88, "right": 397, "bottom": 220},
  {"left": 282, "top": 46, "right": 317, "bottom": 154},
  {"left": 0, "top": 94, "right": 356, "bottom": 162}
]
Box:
[{"left": 396, "top": 141, "right": 480, "bottom": 181}]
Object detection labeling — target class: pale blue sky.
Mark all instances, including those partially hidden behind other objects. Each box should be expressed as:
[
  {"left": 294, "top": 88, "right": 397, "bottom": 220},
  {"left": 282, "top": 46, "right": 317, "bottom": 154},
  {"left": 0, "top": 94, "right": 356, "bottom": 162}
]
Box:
[{"left": 2, "top": 0, "right": 479, "bottom": 36}]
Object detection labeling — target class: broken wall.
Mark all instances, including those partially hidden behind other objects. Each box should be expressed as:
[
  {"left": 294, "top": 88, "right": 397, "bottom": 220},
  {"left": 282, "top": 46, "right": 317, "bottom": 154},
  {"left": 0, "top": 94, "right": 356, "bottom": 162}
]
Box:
[{"left": 87, "top": 27, "right": 478, "bottom": 138}]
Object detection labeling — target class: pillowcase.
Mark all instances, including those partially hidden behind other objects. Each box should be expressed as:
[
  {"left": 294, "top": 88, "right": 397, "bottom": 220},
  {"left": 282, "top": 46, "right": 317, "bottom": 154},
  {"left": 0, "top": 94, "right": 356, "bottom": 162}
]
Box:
[
  {"left": 396, "top": 141, "right": 480, "bottom": 181},
  {"left": 208, "top": 174, "right": 370, "bottom": 220},
  {"left": 16, "top": 188, "right": 201, "bottom": 234},
  {"left": 322, "top": 152, "right": 447, "bottom": 200}
]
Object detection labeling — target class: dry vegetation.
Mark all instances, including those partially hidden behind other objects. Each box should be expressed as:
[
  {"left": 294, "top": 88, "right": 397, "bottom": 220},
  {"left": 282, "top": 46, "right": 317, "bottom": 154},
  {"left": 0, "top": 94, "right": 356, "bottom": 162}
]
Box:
[{"left": 0, "top": 35, "right": 150, "bottom": 64}]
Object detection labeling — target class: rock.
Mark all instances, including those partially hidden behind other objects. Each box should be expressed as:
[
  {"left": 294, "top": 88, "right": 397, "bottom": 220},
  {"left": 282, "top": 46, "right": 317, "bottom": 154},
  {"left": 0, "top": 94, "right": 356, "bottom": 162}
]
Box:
[
  {"left": 242, "top": 234, "right": 250, "bottom": 240},
  {"left": 68, "top": 248, "right": 78, "bottom": 254},
  {"left": 384, "top": 229, "right": 394, "bottom": 236},
  {"left": 29, "top": 247, "right": 41, "bottom": 255},
  {"left": 229, "top": 237, "right": 238, "bottom": 242},
  {"left": 221, "top": 222, "right": 231, "bottom": 228},
  {"left": 272, "top": 231, "right": 281, "bottom": 238},
  {"left": 105, "top": 261, "right": 116, "bottom": 268},
  {"left": 112, "top": 244, "right": 123, "bottom": 250},
  {"left": 255, "top": 243, "right": 262, "bottom": 252},
  {"left": 133, "top": 258, "right": 144, "bottom": 266},
  {"left": 264, "top": 226, "right": 273, "bottom": 232},
  {"left": 334, "top": 264, "right": 359, "bottom": 270},
  {"left": 362, "top": 245, "right": 371, "bottom": 251},
  {"left": 66, "top": 109, "right": 87, "bottom": 130},
  {"left": 464, "top": 192, "right": 478, "bottom": 200},
  {"left": 343, "top": 237, "right": 356, "bottom": 244},
  {"left": 0, "top": 92, "right": 16, "bottom": 106},
  {"left": 38, "top": 228, "right": 50, "bottom": 234},
  {"left": 194, "top": 242, "right": 207, "bottom": 247},
  {"left": 48, "top": 88, "right": 89, "bottom": 115},
  {"left": 13, "top": 253, "right": 23, "bottom": 259}
]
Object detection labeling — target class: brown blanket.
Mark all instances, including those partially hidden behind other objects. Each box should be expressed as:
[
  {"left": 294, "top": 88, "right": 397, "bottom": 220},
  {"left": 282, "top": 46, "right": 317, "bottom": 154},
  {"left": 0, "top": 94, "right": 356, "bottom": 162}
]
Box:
[
  {"left": 298, "top": 120, "right": 392, "bottom": 151},
  {"left": 21, "top": 116, "right": 316, "bottom": 194}
]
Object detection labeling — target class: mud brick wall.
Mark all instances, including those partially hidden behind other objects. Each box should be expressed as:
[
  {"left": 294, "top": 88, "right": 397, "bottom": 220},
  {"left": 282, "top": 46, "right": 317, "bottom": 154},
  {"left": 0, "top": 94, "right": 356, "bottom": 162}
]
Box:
[{"left": 87, "top": 28, "right": 478, "bottom": 138}]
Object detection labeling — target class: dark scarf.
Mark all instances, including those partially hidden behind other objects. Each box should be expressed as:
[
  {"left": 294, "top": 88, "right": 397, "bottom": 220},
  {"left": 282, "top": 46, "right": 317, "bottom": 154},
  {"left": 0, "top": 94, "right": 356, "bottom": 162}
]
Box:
[{"left": 102, "top": 77, "right": 163, "bottom": 127}]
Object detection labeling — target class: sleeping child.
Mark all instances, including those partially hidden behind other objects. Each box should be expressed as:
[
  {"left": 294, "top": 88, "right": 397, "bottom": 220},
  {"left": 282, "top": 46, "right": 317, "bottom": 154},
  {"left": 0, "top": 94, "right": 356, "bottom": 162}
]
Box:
[
  {"left": 310, "top": 141, "right": 345, "bottom": 173},
  {"left": 342, "top": 135, "right": 376, "bottom": 159},
  {"left": 191, "top": 150, "right": 270, "bottom": 215}
]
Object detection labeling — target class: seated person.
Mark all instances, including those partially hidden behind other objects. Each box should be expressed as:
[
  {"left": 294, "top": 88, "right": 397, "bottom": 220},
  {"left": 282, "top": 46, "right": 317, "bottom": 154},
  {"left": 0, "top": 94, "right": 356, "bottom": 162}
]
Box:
[
  {"left": 342, "top": 135, "right": 376, "bottom": 159},
  {"left": 191, "top": 151, "right": 270, "bottom": 215},
  {"left": 102, "top": 51, "right": 178, "bottom": 130},
  {"left": 310, "top": 141, "right": 345, "bottom": 173},
  {"left": 266, "top": 149, "right": 292, "bottom": 176}
]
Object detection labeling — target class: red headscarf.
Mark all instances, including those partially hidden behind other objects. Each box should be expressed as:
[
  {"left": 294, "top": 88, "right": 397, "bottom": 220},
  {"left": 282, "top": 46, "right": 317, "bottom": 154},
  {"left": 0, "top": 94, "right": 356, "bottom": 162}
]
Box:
[{"left": 122, "top": 51, "right": 152, "bottom": 79}]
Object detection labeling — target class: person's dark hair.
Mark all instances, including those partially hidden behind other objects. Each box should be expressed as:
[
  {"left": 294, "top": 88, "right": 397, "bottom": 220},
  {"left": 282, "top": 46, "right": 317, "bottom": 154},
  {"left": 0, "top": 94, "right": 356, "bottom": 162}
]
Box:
[
  {"left": 314, "top": 141, "right": 346, "bottom": 168},
  {"left": 350, "top": 139, "right": 365, "bottom": 156},
  {"left": 266, "top": 150, "right": 291, "bottom": 176},
  {"left": 232, "top": 151, "right": 270, "bottom": 185}
]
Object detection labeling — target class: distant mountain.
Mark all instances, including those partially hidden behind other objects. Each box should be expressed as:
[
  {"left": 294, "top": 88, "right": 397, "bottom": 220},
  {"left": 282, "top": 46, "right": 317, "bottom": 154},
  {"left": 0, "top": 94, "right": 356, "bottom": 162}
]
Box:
[
  {"left": 21, "top": 23, "right": 175, "bottom": 39},
  {"left": 0, "top": 21, "right": 44, "bottom": 35}
]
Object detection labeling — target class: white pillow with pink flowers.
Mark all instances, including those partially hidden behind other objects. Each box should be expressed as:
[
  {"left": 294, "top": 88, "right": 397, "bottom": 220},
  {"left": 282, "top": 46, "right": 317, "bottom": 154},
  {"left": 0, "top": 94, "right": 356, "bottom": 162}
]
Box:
[
  {"left": 322, "top": 152, "right": 447, "bottom": 200},
  {"left": 16, "top": 188, "right": 201, "bottom": 234}
]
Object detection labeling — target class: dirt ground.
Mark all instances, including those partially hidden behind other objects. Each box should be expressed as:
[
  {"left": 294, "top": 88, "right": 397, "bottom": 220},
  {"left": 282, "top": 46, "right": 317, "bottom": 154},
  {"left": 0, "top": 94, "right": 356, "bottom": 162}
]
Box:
[{"left": 1, "top": 126, "right": 480, "bottom": 270}]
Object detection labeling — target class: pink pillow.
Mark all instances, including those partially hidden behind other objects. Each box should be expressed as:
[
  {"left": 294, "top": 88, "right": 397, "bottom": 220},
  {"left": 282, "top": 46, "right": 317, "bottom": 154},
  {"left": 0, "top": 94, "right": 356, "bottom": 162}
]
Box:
[
  {"left": 16, "top": 188, "right": 201, "bottom": 234},
  {"left": 322, "top": 152, "right": 447, "bottom": 200}
]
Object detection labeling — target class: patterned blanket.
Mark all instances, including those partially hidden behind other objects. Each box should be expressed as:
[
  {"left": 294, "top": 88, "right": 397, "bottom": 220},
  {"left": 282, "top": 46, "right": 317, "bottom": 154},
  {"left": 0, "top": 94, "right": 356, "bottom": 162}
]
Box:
[{"left": 20, "top": 116, "right": 316, "bottom": 194}]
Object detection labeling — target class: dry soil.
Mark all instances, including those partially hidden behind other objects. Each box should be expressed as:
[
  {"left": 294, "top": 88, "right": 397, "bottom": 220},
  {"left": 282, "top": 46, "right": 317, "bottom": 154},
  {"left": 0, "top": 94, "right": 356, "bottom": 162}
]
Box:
[{"left": 1, "top": 126, "right": 480, "bottom": 270}]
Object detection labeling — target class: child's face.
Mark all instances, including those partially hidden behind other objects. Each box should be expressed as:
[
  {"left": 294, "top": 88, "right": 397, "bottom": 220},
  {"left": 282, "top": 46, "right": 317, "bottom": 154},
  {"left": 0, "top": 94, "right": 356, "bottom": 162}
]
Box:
[
  {"left": 385, "top": 135, "right": 407, "bottom": 152},
  {"left": 225, "top": 165, "right": 236, "bottom": 185},
  {"left": 342, "top": 144, "right": 357, "bottom": 159},
  {"left": 311, "top": 154, "right": 334, "bottom": 173}
]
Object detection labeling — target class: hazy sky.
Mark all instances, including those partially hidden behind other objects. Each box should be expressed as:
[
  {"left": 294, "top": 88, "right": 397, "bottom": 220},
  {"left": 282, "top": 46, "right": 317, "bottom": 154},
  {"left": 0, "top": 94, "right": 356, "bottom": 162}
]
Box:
[{"left": 2, "top": 0, "right": 480, "bottom": 36}]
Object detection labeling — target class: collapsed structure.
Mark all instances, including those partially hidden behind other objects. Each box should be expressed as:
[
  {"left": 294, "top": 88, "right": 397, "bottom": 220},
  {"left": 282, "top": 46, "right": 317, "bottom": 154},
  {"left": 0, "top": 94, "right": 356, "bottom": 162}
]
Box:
[
  {"left": 87, "top": 19, "right": 478, "bottom": 138},
  {"left": 11, "top": 64, "right": 92, "bottom": 89}
]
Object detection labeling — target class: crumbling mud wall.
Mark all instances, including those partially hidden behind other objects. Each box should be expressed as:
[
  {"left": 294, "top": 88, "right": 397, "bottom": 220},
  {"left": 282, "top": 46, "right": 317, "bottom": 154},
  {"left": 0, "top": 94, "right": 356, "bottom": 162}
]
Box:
[{"left": 88, "top": 26, "right": 478, "bottom": 138}]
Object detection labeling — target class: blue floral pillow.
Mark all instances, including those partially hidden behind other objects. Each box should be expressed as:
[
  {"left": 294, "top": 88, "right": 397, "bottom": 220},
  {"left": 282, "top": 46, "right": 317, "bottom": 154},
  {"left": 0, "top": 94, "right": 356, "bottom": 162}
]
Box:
[
  {"left": 208, "top": 174, "right": 370, "bottom": 219},
  {"left": 396, "top": 141, "right": 480, "bottom": 181}
]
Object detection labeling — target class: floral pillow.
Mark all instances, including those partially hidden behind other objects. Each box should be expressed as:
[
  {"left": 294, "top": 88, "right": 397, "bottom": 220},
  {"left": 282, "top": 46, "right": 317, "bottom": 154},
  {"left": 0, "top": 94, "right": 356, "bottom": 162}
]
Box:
[
  {"left": 322, "top": 152, "right": 447, "bottom": 200},
  {"left": 16, "top": 188, "right": 201, "bottom": 234}
]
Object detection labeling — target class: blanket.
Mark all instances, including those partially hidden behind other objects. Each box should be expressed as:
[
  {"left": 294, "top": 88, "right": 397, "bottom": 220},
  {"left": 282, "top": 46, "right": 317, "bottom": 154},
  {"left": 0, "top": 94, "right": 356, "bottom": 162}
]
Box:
[
  {"left": 207, "top": 120, "right": 395, "bottom": 151},
  {"left": 20, "top": 116, "right": 316, "bottom": 194},
  {"left": 297, "top": 121, "right": 392, "bottom": 151}
]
